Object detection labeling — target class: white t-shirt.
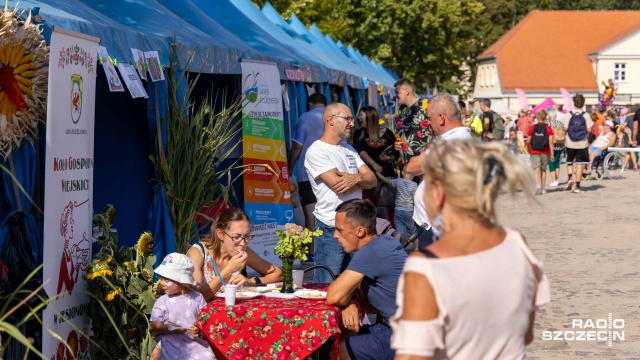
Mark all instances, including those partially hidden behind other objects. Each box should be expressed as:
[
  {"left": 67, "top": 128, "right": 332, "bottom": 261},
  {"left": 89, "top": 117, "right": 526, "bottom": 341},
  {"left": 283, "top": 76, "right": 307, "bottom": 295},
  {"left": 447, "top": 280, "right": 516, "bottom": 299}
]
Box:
[
  {"left": 413, "top": 127, "right": 473, "bottom": 226},
  {"left": 305, "top": 140, "right": 366, "bottom": 226}
]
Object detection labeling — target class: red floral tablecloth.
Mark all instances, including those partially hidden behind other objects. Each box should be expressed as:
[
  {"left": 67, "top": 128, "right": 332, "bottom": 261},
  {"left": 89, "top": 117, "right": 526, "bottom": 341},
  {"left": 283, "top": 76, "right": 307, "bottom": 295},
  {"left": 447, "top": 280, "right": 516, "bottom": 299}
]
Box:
[{"left": 196, "top": 284, "right": 342, "bottom": 360}]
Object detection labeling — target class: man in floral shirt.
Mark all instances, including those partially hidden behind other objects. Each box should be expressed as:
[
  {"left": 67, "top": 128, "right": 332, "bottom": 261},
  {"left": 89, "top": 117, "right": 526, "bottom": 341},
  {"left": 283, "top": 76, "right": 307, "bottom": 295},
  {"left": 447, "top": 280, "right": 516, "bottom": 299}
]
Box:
[{"left": 394, "top": 78, "right": 434, "bottom": 173}]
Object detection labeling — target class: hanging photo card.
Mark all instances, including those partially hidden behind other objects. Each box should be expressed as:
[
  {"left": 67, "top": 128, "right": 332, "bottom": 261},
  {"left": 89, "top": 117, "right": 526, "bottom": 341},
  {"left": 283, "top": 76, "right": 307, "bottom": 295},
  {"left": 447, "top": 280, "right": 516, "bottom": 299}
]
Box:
[
  {"left": 144, "top": 51, "right": 165, "bottom": 82},
  {"left": 97, "top": 46, "right": 124, "bottom": 92},
  {"left": 117, "top": 63, "right": 148, "bottom": 99},
  {"left": 131, "top": 48, "right": 147, "bottom": 81}
]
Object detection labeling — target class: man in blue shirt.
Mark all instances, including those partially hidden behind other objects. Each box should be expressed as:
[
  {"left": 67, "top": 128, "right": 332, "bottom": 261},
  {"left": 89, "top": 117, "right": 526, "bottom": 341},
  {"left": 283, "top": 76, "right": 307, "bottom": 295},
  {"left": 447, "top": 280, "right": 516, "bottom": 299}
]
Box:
[{"left": 327, "top": 199, "right": 407, "bottom": 360}]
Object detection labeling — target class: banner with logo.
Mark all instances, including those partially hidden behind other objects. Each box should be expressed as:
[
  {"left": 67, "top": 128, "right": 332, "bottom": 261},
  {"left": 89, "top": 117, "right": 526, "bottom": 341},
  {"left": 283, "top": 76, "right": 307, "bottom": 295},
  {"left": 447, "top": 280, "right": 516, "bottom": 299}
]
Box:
[
  {"left": 241, "top": 60, "right": 294, "bottom": 270},
  {"left": 42, "top": 28, "right": 99, "bottom": 359}
]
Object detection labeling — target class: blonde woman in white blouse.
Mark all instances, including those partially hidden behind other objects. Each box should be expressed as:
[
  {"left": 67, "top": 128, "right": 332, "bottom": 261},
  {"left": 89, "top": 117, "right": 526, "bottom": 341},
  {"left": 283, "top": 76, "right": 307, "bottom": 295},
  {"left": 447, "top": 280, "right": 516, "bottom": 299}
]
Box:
[{"left": 391, "top": 140, "right": 550, "bottom": 360}]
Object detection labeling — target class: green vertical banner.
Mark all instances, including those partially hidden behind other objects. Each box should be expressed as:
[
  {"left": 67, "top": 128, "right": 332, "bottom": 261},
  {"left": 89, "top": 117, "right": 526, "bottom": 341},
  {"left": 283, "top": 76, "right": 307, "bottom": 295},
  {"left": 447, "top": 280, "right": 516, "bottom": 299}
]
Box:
[{"left": 241, "top": 60, "right": 294, "bottom": 271}]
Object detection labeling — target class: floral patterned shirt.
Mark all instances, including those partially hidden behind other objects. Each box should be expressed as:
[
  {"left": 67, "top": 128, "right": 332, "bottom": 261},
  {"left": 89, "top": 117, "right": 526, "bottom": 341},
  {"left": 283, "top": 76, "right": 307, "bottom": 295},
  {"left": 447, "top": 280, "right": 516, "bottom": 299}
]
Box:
[{"left": 395, "top": 99, "right": 434, "bottom": 159}]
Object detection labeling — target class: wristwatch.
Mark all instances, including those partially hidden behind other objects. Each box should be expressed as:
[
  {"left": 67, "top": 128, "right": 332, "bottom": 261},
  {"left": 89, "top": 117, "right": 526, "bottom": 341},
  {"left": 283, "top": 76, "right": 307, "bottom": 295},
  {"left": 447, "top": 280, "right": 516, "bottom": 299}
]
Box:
[{"left": 253, "top": 276, "right": 262, "bottom": 285}]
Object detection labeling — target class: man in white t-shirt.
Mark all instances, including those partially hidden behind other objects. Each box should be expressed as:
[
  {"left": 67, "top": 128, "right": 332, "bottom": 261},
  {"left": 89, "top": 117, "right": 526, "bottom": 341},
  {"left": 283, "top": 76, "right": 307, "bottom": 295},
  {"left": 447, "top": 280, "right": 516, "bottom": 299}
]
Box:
[
  {"left": 409, "top": 93, "right": 473, "bottom": 249},
  {"left": 304, "top": 102, "right": 377, "bottom": 283}
]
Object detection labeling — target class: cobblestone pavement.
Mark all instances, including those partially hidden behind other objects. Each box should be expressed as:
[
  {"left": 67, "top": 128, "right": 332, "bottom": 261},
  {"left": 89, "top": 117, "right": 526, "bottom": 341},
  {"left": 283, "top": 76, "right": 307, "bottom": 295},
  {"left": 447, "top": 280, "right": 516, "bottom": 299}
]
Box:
[{"left": 497, "top": 167, "right": 640, "bottom": 359}]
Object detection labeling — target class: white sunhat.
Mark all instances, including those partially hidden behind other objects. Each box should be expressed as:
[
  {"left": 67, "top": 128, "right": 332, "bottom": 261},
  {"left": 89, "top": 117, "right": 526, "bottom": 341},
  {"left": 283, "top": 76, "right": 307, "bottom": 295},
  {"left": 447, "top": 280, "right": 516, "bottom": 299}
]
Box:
[
  {"left": 154, "top": 253, "right": 197, "bottom": 286},
  {"left": 604, "top": 120, "right": 614, "bottom": 129}
]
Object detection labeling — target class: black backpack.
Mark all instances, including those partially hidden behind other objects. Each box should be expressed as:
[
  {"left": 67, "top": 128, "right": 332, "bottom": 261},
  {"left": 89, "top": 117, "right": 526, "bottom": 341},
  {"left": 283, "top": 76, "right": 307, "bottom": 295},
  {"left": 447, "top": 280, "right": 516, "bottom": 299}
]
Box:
[
  {"left": 530, "top": 123, "right": 549, "bottom": 151},
  {"left": 567, "top": 111, "right": 587, "bottom": 141}
]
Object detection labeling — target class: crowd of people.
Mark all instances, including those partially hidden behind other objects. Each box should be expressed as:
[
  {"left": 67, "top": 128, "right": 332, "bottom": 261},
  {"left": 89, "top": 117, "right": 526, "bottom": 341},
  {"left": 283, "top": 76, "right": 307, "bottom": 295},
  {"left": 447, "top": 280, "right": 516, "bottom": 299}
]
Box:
[
  {"left": 149, "top": 78, "right": 571, "bottom": 359},
  {"left": 463, "top": 94, "right": 640, "bottom": 194}
]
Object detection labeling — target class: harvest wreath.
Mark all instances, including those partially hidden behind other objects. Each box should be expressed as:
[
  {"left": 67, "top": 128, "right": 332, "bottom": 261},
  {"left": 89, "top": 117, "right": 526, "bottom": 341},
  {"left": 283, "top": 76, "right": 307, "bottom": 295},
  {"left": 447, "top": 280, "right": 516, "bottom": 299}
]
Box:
[{"left": 0, "top": 6, "right": 48, "bottom": 158}]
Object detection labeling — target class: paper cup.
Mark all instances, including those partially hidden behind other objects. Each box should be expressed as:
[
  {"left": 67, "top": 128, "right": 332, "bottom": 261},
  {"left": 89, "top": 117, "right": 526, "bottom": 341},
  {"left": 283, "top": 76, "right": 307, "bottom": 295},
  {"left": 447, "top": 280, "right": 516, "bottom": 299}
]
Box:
[
  {"left": 224, "top": 284, "right": 237, "bottom": 306},
  {"left": 292, "top": 270, "right": 304, "bottom": 288}
]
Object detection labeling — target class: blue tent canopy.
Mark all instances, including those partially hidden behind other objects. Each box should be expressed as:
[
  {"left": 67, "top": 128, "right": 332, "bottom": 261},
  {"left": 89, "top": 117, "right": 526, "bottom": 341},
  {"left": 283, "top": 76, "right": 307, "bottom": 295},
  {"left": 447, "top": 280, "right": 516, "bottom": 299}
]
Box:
[
  {"left": 183, "top": 0, "right": 330, "bottom": 83},
  {"left": 286, "top": 17, "right": 374, "bottom": 88},
  {"left": 8, "top": 0, "right": 268, "bottom": 74},
  {"left": 258, "top": 2, "right": 363, "bottom": 88}
]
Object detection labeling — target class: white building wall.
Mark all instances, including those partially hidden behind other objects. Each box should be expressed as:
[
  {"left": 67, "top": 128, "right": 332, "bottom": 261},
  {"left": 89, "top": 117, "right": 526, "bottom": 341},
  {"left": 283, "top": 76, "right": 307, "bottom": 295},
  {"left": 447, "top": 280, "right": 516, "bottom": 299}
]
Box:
[{"left": 594, "top": 30, "right": 640, "bottom": 104}]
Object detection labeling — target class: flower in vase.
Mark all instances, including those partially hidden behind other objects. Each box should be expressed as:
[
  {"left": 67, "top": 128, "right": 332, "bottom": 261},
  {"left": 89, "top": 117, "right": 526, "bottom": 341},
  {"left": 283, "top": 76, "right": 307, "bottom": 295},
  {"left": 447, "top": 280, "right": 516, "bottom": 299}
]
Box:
[{"left": 274, "top": 223, "right": 322, "bottom": 262}]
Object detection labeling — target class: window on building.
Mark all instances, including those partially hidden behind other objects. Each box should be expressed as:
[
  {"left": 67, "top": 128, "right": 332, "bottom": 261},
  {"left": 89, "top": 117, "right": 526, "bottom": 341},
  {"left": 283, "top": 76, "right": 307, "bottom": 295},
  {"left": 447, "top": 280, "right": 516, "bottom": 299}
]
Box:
[{"left": 614, "top": 63, "right": 626, "bottom": 82}]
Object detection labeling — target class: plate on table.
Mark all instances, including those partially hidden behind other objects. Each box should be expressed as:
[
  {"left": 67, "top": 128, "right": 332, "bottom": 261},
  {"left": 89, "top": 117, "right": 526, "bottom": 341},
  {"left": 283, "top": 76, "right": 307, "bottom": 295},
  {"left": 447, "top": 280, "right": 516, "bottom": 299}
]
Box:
[
  {"left": 215, "top": 291, "right": 261, "bottom": 299},
  {"left": 294, "top": 290, "right": 327, "bottom": 300},
  {"left": 267, "top": 283, "right": 304, "bottom": 291}
]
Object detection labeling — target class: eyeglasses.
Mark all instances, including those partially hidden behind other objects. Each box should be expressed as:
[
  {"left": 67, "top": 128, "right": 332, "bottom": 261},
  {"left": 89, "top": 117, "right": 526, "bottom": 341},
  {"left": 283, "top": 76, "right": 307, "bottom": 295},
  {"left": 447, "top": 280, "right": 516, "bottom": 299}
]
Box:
[
  {"left": 331, "top": 114, "right": 355, "bottom": 123},
  {"left": 223, "top": 230, "right": 255, "bottom": 245}
]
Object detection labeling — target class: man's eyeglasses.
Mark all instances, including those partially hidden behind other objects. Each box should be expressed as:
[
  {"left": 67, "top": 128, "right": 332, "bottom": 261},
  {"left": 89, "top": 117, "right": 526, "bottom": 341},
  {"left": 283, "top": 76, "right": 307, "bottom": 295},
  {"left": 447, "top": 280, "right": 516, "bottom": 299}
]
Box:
[
  {"left": 332, "top": 114, "right": 355, "bottom": 123},
  {"left": 223, "top": 230, "right": 255, "bottom": 245}
]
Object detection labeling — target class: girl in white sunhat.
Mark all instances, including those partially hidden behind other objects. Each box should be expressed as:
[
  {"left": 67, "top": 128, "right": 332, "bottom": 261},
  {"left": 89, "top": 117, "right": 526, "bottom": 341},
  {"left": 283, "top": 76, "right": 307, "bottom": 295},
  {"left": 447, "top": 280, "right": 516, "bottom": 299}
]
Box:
[{"left": 150, "top": 253, "right": 215, "bottom": 360}]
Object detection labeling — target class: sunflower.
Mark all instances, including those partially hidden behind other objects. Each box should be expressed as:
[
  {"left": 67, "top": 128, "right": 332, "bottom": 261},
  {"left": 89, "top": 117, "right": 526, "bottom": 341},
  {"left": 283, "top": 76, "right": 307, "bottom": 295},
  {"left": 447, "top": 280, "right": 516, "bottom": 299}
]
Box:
[
  {"left": 0, "top": 6, "right": 48, "bottom": 158},
  {"left": 105, "top": 287, "right": 123, "bottom": 301},
  {"left": 136, "top": 231, "right": 154, "bottom": 256}
]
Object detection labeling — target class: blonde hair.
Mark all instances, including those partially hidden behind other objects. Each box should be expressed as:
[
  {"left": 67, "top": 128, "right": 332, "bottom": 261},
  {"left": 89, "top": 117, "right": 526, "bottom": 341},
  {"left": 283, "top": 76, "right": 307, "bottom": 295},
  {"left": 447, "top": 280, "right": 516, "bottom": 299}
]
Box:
[
  {"left": 201, "top": 208, "right": 250, "bottom": 258},
  {"left": 422, "top": 140, "right": 535, "bottom": 222},
  {"left": 535, "top": 109, "right": 547, "bottom": 123}
]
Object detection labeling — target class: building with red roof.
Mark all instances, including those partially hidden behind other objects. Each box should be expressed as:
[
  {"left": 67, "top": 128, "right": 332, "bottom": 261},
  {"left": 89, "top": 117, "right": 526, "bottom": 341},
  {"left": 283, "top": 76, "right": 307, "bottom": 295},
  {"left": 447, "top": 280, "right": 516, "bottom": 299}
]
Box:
[{"left": 473, "top": 10, "right": 640, "bottom": 112}]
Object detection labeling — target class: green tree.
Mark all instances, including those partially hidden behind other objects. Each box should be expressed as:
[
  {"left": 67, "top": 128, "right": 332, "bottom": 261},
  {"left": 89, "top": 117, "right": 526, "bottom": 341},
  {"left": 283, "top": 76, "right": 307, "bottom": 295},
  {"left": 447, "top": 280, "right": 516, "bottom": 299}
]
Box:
[{"left": 252, "top": 0, "right": 638, "bottom": 95}]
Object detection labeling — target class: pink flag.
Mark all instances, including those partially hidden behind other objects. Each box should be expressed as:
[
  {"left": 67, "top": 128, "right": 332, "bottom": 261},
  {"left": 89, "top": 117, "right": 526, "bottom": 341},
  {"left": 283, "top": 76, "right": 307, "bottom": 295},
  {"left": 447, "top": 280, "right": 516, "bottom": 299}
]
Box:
[
  {"left": 515, "top": 88, "right": 529, "bottom": 110},
  {"left": 560, "top": 88, "right": 573, "bottom": 113}
]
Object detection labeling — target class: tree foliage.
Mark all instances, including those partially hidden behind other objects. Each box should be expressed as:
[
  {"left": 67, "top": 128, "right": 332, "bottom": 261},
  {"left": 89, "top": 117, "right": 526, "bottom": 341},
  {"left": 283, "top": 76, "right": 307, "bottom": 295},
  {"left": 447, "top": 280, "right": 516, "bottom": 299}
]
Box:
[{"left": 252, "top": 0, "right": 638, "bottom": 95}]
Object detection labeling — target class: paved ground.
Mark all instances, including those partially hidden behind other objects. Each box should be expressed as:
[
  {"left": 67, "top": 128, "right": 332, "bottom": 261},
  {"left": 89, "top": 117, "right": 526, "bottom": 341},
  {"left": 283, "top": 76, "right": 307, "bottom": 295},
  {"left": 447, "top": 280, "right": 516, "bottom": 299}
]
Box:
[
  {"left": 497, "top": 165, "right": 640, "bottom": 359},
  {"left": 299, "top": 162, "right": 640, "bottom": 359}
]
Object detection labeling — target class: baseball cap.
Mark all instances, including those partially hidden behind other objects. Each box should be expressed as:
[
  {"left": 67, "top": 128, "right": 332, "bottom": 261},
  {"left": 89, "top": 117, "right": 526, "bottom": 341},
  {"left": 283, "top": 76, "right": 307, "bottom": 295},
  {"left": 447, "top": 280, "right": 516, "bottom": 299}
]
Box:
[{"left": 604, "top": 120, "right": 614, "bottom": 128}]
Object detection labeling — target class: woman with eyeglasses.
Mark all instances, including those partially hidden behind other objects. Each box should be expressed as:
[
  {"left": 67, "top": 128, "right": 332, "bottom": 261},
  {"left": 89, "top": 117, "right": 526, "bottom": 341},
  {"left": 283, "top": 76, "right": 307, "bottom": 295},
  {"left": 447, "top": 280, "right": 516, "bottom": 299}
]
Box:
[{"left": 187, "top": 207, "right": 283, "bottom": 301}]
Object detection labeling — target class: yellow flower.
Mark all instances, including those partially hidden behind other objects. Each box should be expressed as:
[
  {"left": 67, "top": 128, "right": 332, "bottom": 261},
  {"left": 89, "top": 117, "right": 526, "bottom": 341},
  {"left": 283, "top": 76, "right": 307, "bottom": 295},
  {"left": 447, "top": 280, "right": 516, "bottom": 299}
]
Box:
[
  {"left": 136, "top": 231, "right": 154, "bottom": 256},
  {"left": 85, "top": 269, "right": 113, "bottom": 280},
  {"left": 105, "top": 288, "right": 123, "bottom": 301},
  {"left": 141, "top": 268, "right": 153, "bottom": 282}
]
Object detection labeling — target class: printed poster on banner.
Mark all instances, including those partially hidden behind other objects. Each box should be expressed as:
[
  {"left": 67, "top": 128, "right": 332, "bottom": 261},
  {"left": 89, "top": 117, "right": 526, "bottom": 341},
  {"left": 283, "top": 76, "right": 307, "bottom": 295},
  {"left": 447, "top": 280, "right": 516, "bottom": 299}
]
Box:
[
  {"left": 42, "top": 28, "right": 99, "bottom": 359},
  {"left": 97, "top": 46, "right": 124, "bottom": 92},
  {"left": 131, "top": 48, "right": 147, "bottom": 81},
  {"left": 117, "top": 63, "right": 148, "bottom": 99},
  {"left": 241, "top": 60, "right": 294, "bottom": 270},
  {"left": 144, "top": 50, "right": 165, "bottom": 82}
]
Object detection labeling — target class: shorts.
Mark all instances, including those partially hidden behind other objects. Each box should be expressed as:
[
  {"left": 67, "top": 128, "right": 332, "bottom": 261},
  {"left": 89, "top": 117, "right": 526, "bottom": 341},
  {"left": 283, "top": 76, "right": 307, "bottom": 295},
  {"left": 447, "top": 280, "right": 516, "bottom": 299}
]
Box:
[
  {"left": 565, "top": 147, "right": 589, "bottom": 165},
  {"left": 345, "top": 323, "right": 395, "bottom": 360},
  {"left": 549, "top": 150, "right": 562, "bottom": 171},
  {"left": 298, "top": 181, "right": 317, "bottom": 206},
  {"left": 530, "top": 154, "right": 549, "bottom": 169},
  {"left": 588, "top": 146, "right": 603, "bottom": 157}
]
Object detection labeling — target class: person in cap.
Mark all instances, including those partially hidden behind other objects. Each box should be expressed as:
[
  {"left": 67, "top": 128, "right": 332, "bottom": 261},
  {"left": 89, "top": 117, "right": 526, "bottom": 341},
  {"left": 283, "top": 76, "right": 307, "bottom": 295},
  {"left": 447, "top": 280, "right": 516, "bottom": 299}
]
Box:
[
  {"left": 586, "top": 120, "right": 617, "bottom": 173},
  {"left": 150, "top": 253, "right": 215, "bottom": 360}
]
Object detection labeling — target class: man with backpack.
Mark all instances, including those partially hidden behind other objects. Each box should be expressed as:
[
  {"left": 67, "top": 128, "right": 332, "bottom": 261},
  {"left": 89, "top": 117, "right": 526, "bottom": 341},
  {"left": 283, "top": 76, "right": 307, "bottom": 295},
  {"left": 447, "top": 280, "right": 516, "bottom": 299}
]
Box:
[
  {"left": 479, "top": 98, "right": 505, "bottom": 141},
  {"left": 562, "top": 94, "right": 593, "bottom": 193},
  {"left": 527, "top": 109, "right": 555, "bottom": 194}
]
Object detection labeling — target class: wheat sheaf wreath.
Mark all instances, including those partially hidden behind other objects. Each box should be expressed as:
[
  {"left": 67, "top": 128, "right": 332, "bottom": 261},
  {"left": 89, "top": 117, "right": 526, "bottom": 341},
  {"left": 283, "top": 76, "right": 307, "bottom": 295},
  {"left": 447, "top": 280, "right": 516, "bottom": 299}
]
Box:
[{"left": 0, "top": 6, "right": 48, "bottom": 159}]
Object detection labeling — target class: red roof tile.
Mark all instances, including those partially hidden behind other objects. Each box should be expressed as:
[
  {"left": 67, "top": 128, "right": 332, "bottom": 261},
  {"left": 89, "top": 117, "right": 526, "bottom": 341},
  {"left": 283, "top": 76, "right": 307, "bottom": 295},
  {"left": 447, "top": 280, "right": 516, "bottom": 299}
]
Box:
[{"left": 478, "top": 11, "right": 640, "bottom": 92}]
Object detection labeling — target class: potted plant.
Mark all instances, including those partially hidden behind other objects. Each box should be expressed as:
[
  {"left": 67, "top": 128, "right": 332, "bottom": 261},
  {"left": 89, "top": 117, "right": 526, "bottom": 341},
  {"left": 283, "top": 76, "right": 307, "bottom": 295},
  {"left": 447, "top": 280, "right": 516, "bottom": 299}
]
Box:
[{"left": 274, "top": 224, "right": 322, "bottom": 293}]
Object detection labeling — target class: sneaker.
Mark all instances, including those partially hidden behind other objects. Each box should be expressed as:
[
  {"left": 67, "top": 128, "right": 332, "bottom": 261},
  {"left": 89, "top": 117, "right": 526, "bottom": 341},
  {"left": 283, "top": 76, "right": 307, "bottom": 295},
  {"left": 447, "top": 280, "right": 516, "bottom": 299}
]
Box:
[
  {"left": 572, "top": 186, "right": 582, "bottom": 194},
  {"left": 549, "top": 181, "right": 559, "bottom": 187},
  {"left": 565, "top": 180, "right": 575, "bottom": 191},
  {"left": 541, "top": 189, "right": 547, "bottom": 194}
]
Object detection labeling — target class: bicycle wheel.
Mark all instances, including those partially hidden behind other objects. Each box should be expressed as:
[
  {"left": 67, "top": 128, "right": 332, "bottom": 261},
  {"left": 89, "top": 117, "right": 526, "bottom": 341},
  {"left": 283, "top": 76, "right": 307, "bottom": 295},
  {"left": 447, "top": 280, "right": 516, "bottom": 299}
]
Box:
[{"left": 604, "top": 152, "right": 624, "bottom": 179}]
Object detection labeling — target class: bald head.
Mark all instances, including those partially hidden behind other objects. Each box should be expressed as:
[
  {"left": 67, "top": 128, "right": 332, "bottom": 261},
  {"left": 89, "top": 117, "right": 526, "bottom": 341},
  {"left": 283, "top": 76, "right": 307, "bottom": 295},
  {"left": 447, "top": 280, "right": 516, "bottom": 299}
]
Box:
[{"left": 323, "top": 103, "right": 350, "bottom": 123}]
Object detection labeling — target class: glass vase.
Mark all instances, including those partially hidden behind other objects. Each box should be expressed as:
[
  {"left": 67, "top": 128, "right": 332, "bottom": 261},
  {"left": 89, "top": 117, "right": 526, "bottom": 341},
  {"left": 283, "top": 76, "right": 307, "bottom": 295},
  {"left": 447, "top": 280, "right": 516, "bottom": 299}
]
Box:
[{"left": 279, "top": 255, "right": 295, "bottom": 293}]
